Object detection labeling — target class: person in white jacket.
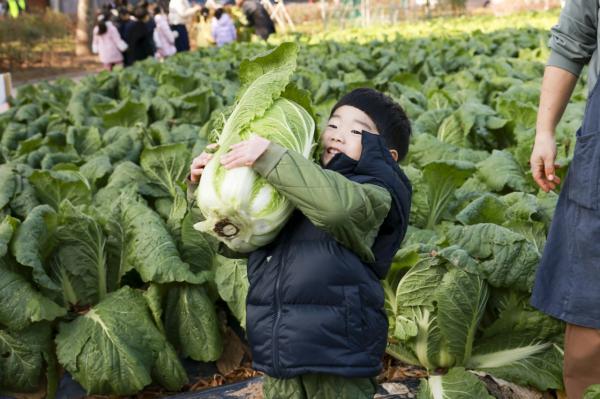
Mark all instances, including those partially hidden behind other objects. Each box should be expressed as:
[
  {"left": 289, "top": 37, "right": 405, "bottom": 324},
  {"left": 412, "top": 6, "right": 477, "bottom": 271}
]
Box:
[
  {"left": 169, "top": 0, "right": 200, "bottom": 52},
  {"left": 153, "top": 5, "right": 178, "bottom": 59}
]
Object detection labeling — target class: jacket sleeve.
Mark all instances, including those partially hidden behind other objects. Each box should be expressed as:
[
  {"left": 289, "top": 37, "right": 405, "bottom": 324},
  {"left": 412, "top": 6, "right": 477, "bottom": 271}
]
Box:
[
  {"left": 547, "top": 0, "right": 598, "bottom": 76},
  {"left": 253, "top": 143, "right": 392, "bottom": 263}
]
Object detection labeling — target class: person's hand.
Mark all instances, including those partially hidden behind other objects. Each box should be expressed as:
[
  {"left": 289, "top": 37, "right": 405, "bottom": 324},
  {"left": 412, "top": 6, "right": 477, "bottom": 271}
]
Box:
[
  {"left": 189, "top": 143, "right": 219, "bottom": 183},
  {"left": 220, "top": 136, "right": 271, "bottom": 169},
  {"left": 530, "top": 133, "right": 561, "bottom": 192}
]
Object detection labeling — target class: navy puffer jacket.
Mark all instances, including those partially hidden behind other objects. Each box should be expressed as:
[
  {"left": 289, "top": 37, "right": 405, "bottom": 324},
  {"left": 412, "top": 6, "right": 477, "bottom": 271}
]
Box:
[{"left": 245, "top": 132, "right": 412, "bottom": 378}]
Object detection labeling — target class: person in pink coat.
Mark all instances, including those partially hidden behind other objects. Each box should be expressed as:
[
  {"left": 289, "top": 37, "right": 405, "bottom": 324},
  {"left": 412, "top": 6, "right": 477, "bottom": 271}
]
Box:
[
  {"left": 92, "top": 12, "right": 128, "bottom": 71},
  {"left": 153, "top": 5, "right": 177, "bottom": 59}
]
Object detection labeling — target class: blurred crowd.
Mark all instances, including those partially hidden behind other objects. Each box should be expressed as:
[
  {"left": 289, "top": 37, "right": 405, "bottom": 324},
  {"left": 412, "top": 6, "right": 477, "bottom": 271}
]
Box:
[{"left": 92, "top": 0, "right": 276, "bottom": 70}]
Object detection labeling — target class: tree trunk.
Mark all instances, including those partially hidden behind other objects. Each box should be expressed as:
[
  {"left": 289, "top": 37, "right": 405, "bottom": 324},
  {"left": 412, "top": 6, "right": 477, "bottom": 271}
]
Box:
[{"left": 75, "top": 0, "right": 93, "bottom": 56}]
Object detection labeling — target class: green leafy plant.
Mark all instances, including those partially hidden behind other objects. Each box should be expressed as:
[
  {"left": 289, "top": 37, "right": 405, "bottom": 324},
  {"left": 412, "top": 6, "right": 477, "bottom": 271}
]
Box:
[{"left": 0, "top": 11, "right": 578, "bottom": 397}]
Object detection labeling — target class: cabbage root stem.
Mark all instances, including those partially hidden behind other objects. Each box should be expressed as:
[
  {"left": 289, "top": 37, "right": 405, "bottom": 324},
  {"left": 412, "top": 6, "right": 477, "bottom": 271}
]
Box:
[{"left": 214, "top": 219, "right": 239, "bottom": 237}]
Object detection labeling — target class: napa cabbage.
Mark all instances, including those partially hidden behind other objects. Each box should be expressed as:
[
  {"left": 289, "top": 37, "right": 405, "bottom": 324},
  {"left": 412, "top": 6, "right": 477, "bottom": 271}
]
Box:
[{"left": 194, "top": 43, "right": 316, "bottom": 252}]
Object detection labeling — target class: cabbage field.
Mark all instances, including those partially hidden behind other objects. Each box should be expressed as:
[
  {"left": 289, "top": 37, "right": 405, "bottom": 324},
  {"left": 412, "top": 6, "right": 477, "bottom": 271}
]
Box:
[{"left": 0, "top": 10, "right": 587, "bottom": 398}]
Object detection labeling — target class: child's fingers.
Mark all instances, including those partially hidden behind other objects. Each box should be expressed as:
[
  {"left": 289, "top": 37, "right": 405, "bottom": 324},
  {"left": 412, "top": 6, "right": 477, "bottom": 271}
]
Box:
[
  {"left": 221, "top": 154, "right": 243, "bottom": 165},
  {"left": 190, "top": 168, "right": 203, "bottom": 178},
  {"left": 191, "top": 154, "right": 212, "bottom": 169},
  {"left": 229, "top": 142, "right": 247, "bottom": 150},
  {"left": 189, "top": 168, "right": 203, "bottom": 183},
  {"left": 221, "top": 148, "right": 244, "bottom": 162},
  {"left": 201, "top": 153, "right": 213, "bottom": 165},
  {"left": 221, "top": 154, "right": 247, "bottom": 169},
  {"left": 205, "top": 143, "right": 220, "bottom": 153}
]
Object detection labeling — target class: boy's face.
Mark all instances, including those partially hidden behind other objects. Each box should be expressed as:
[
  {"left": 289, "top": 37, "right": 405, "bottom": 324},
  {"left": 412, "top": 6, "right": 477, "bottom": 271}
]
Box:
[{"left": 321, "top": 105, "right": 378, "bottom": 166}]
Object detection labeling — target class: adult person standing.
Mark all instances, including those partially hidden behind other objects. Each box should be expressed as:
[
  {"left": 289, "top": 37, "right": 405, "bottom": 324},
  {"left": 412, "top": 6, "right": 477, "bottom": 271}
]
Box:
[
  {"left": 235, "top": 0, "right": 275, "bottom": 40},
  {"left": 169, "top": 0, "right": 201, "bottom": 52},
  {"left": 530, "top": 1, "right": 600, "bottom": 397},
  {"left": 123, "top": 7, "right": 155, "bottom": 66}
]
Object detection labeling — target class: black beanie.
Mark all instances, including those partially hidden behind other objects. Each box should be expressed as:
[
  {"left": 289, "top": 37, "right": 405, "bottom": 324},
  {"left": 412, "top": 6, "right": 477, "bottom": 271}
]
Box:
[{"left": 330, "top": 88, "right": 411, "bottom": 161}]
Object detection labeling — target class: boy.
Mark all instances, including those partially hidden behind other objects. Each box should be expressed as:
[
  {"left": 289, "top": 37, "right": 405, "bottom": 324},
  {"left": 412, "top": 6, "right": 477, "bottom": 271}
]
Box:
[{"left": 188, "top": 88, "right": 412, "bottom": 399}]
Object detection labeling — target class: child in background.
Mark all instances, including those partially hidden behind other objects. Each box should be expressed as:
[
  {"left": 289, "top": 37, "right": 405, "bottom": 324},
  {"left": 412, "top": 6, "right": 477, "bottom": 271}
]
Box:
[
  {"left": 211, "top": 7, "right": 236, "bottom": 47},
  {"left": 195, "top": 6, "right": 214, "bottom": 48},
  {"left": 153, "top": 5, "right": 178, "bottom": 59},
  {"left": 188, "top": 88, "right": 412, "bottom": 399},
  {"left": 123, "top": 7, "right": 155, "bottom": 66},
  {"left": 92, "top": 11, "right": 128, "bottom": 71}
]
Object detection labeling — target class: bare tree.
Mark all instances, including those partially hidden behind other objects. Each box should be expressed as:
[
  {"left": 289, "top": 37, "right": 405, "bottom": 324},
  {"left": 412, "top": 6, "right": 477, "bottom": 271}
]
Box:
[{"left": 76, "top": 0, "right": 94, "bottom": 55}]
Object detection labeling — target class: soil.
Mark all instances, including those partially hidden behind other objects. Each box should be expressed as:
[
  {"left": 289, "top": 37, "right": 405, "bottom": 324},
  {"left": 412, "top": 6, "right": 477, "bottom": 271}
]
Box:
[
  {"left": 10, "top": 51, "right": 102, "bottom": 87},
  {"left": 230, "top": 381, "right": 263, "bottom": 399}
]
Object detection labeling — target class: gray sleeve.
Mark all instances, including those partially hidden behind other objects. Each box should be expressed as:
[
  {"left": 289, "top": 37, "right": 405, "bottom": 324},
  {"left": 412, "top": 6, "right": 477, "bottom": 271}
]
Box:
[{"left": 547, "top": 0, "right": 598, "bottom": 76}]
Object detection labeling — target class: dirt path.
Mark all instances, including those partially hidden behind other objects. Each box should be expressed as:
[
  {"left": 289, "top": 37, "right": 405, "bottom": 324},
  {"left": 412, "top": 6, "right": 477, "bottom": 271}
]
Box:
[
  {"left": 13, "top": 69, "right": 100, "bottom": 88},
  {"left": 10, "top": 51, "right": 102, "bottom": 88},
  {"left": 1, "top": 59, "right": 101, "bottom": 113}
]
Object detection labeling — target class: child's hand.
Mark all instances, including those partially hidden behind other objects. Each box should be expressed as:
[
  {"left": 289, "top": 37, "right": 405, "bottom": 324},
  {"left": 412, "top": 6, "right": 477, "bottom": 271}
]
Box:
[
  {"left": 220, "top": 136, "right": 271, "bottom": 169},
  {"left": 189, "top": 143, "right": 219, "bottom": 183}
]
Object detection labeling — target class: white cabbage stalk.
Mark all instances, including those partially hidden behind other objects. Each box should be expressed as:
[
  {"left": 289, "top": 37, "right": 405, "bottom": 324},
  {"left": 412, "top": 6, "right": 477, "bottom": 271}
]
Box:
[{"left": 194, "top": 97, "right": 315, "bottom": 252}]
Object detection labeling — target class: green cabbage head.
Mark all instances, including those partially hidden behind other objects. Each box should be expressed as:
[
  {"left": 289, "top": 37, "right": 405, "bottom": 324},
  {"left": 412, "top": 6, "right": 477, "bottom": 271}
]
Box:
[
  {"left": 194, "top": 43, "right": 315, "bottom": 252},
  {"left": 390, "top": 248, "right": 489, "bottom": 370}
]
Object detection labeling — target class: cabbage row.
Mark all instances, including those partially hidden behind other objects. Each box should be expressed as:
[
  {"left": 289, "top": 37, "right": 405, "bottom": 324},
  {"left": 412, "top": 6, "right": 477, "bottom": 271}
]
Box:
[{"left": 0, "top": 15, "right": 586, "bottom": 398}]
